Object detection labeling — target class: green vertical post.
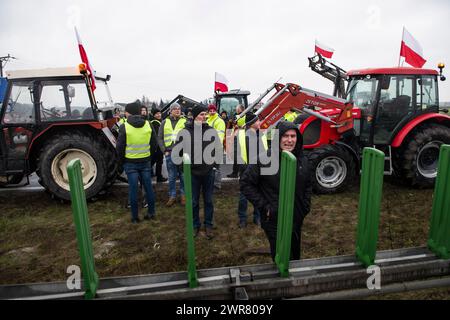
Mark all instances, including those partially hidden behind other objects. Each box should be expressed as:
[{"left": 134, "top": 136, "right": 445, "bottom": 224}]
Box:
[
  {"left": 67, "top": 159, "right": 99, "bottom": 300},
  {"left": 183, "top": 154, "right": 198, "bottom": 288},
  {"left": 428, "top": 144, "right": 450, "bottom": 260},
  {"left": 355, "top": 148, "right": 385, "bottom": 267},
  {"left": 275, "top": 151, "right": 297, "bottom": 277}
]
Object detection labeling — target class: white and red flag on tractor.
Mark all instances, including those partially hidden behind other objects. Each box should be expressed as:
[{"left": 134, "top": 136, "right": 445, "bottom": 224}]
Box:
[
  {"left": 315, "top": 40, "right": 335, "bottom": 59},
  {"left": 214, "top": 72, "right": 229, "bottom": 93},
  {"left": 74, "top": 26, "right": 96, "bottom": 91},
  {"left": 400, "top": 27, "right": 427, "bottom": 68}
]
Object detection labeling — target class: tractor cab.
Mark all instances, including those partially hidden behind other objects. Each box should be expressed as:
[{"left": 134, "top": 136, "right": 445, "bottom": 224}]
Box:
[
  {"left": 215, "top": 89, "right": 250, "bottom": 119},
  {"left": 0, "top": 66, "right": 119, "bottom": 197},
  {"left": 346, "top": 68, "right": 440, "bottom": 147}
]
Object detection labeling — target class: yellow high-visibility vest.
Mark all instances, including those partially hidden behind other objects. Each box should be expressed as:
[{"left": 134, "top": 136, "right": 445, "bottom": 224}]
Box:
[
  {"left": 284, "top": 111, "right": 297, "bottom": 122},
  {"left": 163, "top": 117, "right": 187, "bottom": 147},
  {"left": 237, "top": 115, "right": 246, "bottom": 128},
  {"left": 125, "top": 121, "right": 152, "bottom": 159},
  {"left": 238, "top": 129, "right": 268, "bottom": 164},
  {"left": 118, "top": 118, "right": 127, "bottom": 125},
  {"left": 207, "top": 113, "right": 226, "bottom": 144}
]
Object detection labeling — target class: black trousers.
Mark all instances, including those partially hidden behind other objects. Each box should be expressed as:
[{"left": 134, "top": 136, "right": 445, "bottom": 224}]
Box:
[
  {"left": 151, "top": 150, "right": 164, "bottom": 178},
  {"left": 261, "top": 221, "right": 302, "bottom": 262}
]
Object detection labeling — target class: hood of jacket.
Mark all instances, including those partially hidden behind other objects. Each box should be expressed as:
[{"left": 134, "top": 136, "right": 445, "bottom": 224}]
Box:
[
  {"left": 276, "top": 121, "right": 303, "bottom": 157},
  {"left": 126, "top": 115, "right": 146, "bottom": 128}
]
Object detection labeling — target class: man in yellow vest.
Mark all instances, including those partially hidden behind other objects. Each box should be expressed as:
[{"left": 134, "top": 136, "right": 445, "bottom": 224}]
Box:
[
  {"left": 283, "top": 109, "right": 298, "bottom": 122},
  {"left": 158, "top": 102, "right": 187, "bottom": 206},
  {"left": 227, "top": 104, "right": 246, "bottom": 178},
  {"left": 116, "top": 102, "right": 157, "bottom": 223},
  {"left": 236, "top": 112, "right": 268, "bottom": 228},
  {"left": 206, "top": 104, "right": 226, "bottom": 189}
]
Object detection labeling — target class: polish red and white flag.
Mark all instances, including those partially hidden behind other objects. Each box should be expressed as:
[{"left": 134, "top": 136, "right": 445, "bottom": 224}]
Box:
[
  {"left": 315, "top": 40, "right": 335, "bottom": 59},
  {"left": 74, "top": 26, "right": 96, "bottom": 91},
  {"left": 214, "top": 72, "right": 229, "bottom": 93},
  {"left": 400, "top": 27, "right": 427, "bottom": 68}
]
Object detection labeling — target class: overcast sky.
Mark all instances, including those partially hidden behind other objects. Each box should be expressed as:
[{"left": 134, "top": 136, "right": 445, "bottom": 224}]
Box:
[{"left": 1, "top": 0, "right": 449, "bottom": 103}]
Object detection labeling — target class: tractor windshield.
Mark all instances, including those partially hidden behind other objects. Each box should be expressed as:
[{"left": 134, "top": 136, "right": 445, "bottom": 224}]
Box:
[
  {"left": 346, "top": 77, "right": 379, "bottom": 116},
  {"left": 93, "top": 80, "right": 114, "bottom": 110}
]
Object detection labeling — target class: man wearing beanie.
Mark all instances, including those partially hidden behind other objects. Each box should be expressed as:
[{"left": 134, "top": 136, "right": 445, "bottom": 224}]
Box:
[
  {"left": 116, "top": 101, "right": 158, "bottom": 223},
  {"left": 174, "top": 104, "right": 220, "bottom": 239},
  {"left": 206, "top": 103, "right": 226, "bottom": 190},
  {"left": 158, "top": 102, "right": 187, "bottom": 206}
]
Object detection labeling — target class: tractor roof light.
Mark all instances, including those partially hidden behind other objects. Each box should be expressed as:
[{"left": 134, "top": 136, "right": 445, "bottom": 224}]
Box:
[
  {"left": 438, "top": 62, "right": 446, "bottom": 81},
  {"left": 78, "top": 63, "right": 87, "bottom": 74}
]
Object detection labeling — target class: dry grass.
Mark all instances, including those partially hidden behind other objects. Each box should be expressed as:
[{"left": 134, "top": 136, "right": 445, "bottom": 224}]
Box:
[{"left": 0, "top": 178, "right": 448, "bottom": 299}]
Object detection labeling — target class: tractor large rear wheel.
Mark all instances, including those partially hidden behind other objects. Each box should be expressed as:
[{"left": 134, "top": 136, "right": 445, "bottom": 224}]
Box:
[
  {"left": 398, "top": 124, "right": 450, "bottom": 188},
  {"left": 306, "top": 144, "right": 356, "bottom": 194},
  {"left": 37, "top": 131, "right": 109, "bottom": 201}
]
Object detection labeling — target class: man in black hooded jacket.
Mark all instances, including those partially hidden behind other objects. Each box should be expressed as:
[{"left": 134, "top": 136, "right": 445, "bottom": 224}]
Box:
[{"left": 240, "top": 121, "right": 312, "bottom": 261}]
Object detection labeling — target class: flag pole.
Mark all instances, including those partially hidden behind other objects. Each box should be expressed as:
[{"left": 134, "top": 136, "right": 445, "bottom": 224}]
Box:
[{"left": 398, "top": 27, "right": 404, "bottom": 67}]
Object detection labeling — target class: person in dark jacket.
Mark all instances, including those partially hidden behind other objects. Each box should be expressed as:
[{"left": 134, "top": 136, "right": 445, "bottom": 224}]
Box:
[
  {"left": 240, "top": 121, "right": 312, "bottom": 261},
  {"left": 236, "top": 112, "right": 266, "bottom": 228},
  {"left": 150, "top": 109, "right": 167, "bottom": 182},
  {"left": 117, "top": 102, "right": 158, "bottom": 223},
  {"left": 174, "top": 105, "right": 220, "bottom": 239}
]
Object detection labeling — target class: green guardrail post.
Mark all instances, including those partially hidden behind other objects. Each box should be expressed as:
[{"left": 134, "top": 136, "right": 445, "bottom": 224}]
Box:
[
  {"left": 355, "top": 147, "right": 385, "bottom": 267},
  {"left": 275, "top": 151, "right": 297, "bottom": 277},
  {"left": 183, "top": 154, "right": 198, "bottom": 288},
  {"left": 428, "top": 144, "right": 450, "bottom": 260},
  {"left": 67, "top": 158, "right": 99, "bottom": 300}
]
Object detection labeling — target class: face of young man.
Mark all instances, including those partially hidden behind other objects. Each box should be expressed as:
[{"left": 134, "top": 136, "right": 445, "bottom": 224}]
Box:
[
  {"left": 280, "top": 129, "right": 297, "bottom": 152},
  {"left": 208, "top": 109, "right": 216, "bottom": 117},
  {"left": 141, "top": 108, "right": 147, "bottom": 116},
  {"left": 195, "top": 111, "right": 207, "bottom": 123},
  {"left": 154, "top": 112, "right": 162, "bottom": 120}
]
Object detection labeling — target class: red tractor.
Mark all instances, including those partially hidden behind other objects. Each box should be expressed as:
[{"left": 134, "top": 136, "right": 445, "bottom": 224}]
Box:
[
  {"left": 244, "top": 59, "right": 450, "bottom": 194},
  {"left": 0, "top": 64, "right": 119, "bottom": 200}
]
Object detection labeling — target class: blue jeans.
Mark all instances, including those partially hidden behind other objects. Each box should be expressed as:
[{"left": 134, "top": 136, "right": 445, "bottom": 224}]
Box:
[
  {"left": 192, "top": 170, "right": 215, "bottom": 229},
  {"left": 165, "top": 154, "right": 184, "bottom": 198},
  {"left": 238, "top": 192, "right": 261, "bottom": 224},
  {"left": 123, "top": 161, "right": 156, "bottom": 220}
]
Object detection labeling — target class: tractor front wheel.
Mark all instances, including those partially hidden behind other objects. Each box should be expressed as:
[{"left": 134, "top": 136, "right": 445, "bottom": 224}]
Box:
[
  {"left": 37, "top": 131, "right": 109, "bottom": 201},
  {"left": 306, "top": 144, "right": 356, "bottom": 194}
]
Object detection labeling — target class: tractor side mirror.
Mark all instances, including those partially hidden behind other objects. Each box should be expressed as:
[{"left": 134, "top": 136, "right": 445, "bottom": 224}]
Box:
[{"left": 68, "top": 85, "right": 75, "bottom": 98}]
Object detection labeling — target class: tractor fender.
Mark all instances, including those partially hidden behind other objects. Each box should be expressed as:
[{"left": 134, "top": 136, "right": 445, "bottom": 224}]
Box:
[
  {"left": 334, "top": 140, "right": 360, "bottom": 172},
  {"left": 26, "top": 122, "right": 104, "bottom": 159},
  {"left": 391, "top": 113, "right": 450, "bottom": 148}
]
